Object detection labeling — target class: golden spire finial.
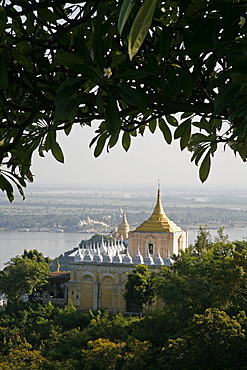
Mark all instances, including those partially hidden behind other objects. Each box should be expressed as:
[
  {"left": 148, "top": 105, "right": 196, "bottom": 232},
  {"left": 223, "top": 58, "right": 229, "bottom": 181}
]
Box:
[
  {"left": 134, "top": 185, "right": 182, "bottom": 233},
  {"left": 157, "top": 180, "right": 161, "bottom": 203},
  {"left": 152, "top": 182, "right": 164, "bottom": 216}
]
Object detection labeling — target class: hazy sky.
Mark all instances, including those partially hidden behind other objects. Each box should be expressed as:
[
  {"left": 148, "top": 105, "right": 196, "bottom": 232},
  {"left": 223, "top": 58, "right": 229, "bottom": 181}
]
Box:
[{"left": 31, "top": 122, "right": 247, "bottom": 192}]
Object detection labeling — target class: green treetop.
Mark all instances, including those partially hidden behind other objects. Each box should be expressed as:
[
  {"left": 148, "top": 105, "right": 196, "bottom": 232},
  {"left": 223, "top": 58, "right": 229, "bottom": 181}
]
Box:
[
  {"left": 124, "top": 264, "right": 156, "bottom": 316},
  {"left": 0, "top": 249, "right": 50, "bottom": 302}
]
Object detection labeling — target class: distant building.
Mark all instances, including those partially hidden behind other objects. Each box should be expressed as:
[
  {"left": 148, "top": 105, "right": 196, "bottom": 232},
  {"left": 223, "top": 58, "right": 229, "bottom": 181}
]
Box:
[
  {"left": 112, "top": 211, "right": 130, "bottom": 240},
  {"left": 41, "top": 271, "right": 70, "bottom": 308},
  {"left": 68, "top": 187, "right": 188, "bottom": 313}
]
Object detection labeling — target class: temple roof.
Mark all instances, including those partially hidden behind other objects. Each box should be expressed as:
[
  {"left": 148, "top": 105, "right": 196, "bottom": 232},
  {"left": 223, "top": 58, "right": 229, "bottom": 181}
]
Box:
[{"left": 134, "top": 188, "right": 182, "bottom": 233}]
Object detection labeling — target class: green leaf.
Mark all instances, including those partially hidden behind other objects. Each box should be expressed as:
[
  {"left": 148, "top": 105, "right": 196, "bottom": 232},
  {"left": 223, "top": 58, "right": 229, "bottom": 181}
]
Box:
[
  {"left": 199, "top": 151, "right": 211, "bottom": 183},
  {"left": 122, "top": 131, "right": 131, "bottom": 151},
  {"left": 209, "top": 117, "right": 222, "bottom": 130},
  {"left": 190, "top": 146, "right": 206, "bottom": 165},
  {"left": 51, "top": 141, "right": 64, "bottom": 163},
  {"left": 55, "top": 53, "right": 97, "bottom": 77},
  {"left": 128, "top": 0, "right": 157, "bottom": 60},
  {"left": 165, "top": 115, "right": 178, "bottom": 127},
  {"left": 116, "top": 84, "right": 142, "bottom": 107},
  {"left": 196, "top": 148, "right": 210, "bottom": 167},
  {"left": 174, "top": 119, "right": 191, "bottom": 150},
  {"left": 92, "top": 28, "right": 104, "bottom": 70},
  {"left": 214, "top": 83, "right": 240, "bottom": 115},
  {"left": 0, "top": 174, "right": 14, "bottom": 202},
  {"left": 181, "top": 112, "right": 193, "bottom": 119},
  {"left": 108, "top": 131, "right": 120, "bottom": 149},
  {"left": 116, "top": 69, "right": 153, "bottom": 80},
  {"left": 190, "top": 133, "right": 210, "bottom": 144},
  {"left": 0, "top": 6, "right": 7, "bottom": 34},
  {"left": 174, "top": 119, "right": 191, "bottom": 139},
  {"left": 118, "top": 0, "right": 135, "bottom": 35},
  {"left": 55, "top": 52, "right": 84, "bottom": 65},
  {"left": 3, "top": 172, "right": 26, "bottom": 200},
  {"left": 159, "top": 26, "right": 173, "bottom": 57},
  {"left": 159, "top": 118, "right": 172, "bottom": 144},
  {"left": 16, "top": 183, "right": 25, "bottom": 199},
  {"left": 180, "top": 128, "right": 191, "bottom": 150},
  {"left": 54, "top": 78, "right": 84, "bottom": 121},
  {"left": 64, "top": 124, "right": 73, "bottom": 136},
  {"left": 192, "top": 121, "right": 202, "bottom": 129},
  {"left": 68, "top": 94, "right": 84, "bottom": 123},
  {"left": 89, "top": 133, "right": 100, "bottom": 149},
  {"left": 178, "top": 69, "right": 194, "bottom": 98},
  {"left": 167, "top": 67, "right": 181, "bottom": 96},
  {"left": 96, "top": 89, "right": 104, "bottom": 114},
  {"left": 25, "top": 11, "right": 35, "bottom": 36},
  {"left": 149, "top": 119, "right": 157, "bottom": 133},
  {"left": 129, "top": 128, "right": 137, "bottom": 136},
  {"left": 231, "top": 73, "right": 247, "bottom": 85},
  {"left": 44, "top": 131, "right": 64, "bottom": 163},
  {"left": 179, "top": 0, "right": 191, "bottom": 12},
  {"left": 210, "top": 141, "right": 217, "bottom": 154},
  {"left": 145, "top": 76, "right": 172, "bottom": 96},
  {"left": 44, "top": 130, "right": 55, "bottom": 151},
  {"left": 200, "top": 117, "right": 211, "bottom": 133},
  {"left": 74, "top": 36, "right": 94, "bottom": 66},
  {"left": 0, "top": 7, "right": 7, "bottom": 23},
  {"left": 105, "top": 93, "right": 121, "bottom": 134},
  {"left": 0, "top": 56, "right": 8, "bottom": 90},
  {"left": 38, "top": 8, "right": 57, "bottom": 24},
  {"left": 139, "top": 124, "right": 146, "bottom": 136},
  {"left": 94, "top": 133, "right": 108, "bottom": 157}
]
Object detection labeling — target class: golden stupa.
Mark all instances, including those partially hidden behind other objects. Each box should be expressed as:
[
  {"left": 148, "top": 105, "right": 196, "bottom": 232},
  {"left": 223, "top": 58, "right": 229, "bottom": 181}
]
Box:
[
  {"left": 115, "top": 211, "right": 130, "bottom": 240},
  {"left": 134, "top": 188, "right": 182, "bottom": 233}
]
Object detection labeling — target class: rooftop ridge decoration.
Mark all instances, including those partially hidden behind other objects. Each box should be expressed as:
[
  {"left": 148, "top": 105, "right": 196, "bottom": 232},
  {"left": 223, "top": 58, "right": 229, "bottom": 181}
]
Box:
[
  {"left": 70, "top": 244, "right": 170, "bottom": 266},
  {"left": 134, "top": 188, "right": 182, "bottom": 233}
]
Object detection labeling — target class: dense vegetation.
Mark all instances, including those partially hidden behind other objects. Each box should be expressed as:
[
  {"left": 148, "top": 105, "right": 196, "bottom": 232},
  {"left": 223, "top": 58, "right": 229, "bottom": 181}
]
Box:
[
  {"left": 1, "top": 229, "right": 247, "bottom": 368},
  {"left": 1, "top": 0, "right": 247, "bottom": 200},
  {"left": 0, "top": 249, "right": 51, "bottom": 302}
]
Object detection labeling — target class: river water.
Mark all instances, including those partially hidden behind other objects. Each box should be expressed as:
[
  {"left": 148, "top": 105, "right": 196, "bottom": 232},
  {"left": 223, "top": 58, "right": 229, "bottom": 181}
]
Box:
[
  {"left": 0, "top": 232, "right": 92, "bottom": 270},
  {"left": 0, "top": 228, "right": 247, "bottom": 270}
]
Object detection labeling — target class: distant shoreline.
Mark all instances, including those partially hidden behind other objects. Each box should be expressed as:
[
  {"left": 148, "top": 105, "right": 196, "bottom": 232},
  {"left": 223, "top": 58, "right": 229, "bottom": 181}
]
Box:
[{"left": 1, "top": 224, "right": 247, "bottom": 233}]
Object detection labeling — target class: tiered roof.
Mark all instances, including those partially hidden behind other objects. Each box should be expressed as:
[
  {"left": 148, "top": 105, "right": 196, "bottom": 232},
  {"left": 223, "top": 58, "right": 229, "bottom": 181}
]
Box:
[{"left": 134, "top": 188, "right": 182, "bottom": 233}]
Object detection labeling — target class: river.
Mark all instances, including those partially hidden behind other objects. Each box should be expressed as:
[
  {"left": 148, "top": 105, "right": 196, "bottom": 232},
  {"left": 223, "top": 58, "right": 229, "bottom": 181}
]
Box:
[
  {"left": 0, "top": 228, "right": 247, "bottom": 270},
  {"left": 0, "top": 231, "right": 93, "bottom": 270}
]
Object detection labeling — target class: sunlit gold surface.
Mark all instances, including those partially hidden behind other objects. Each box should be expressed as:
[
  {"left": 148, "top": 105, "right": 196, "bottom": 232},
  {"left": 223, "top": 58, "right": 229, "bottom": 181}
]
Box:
[{"left": 134, "top": 189, "right": 182, "bottom": 233}]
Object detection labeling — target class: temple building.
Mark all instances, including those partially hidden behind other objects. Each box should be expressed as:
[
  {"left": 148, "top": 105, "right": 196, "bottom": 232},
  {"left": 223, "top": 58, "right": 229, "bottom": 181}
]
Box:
[
  {"left": 113, "top": 211, "right": 130, "bottom": 240},
  {"left": 68, "top": 188, "right": 188, "bottom": 312},
  {"left": 128, "top": 187, "right": 188, "bottom": 258}
]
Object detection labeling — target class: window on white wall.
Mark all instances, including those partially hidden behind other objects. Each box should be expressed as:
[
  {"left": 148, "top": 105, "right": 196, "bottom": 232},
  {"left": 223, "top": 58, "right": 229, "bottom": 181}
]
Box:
[{"left": 148, "top": 242, "right": 153, "bottom": 256}]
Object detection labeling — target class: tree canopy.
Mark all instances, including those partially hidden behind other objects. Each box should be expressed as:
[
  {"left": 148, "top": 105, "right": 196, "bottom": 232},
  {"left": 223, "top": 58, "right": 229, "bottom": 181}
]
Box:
[
  {"left": 124, "top": 264, "right": 156, "bottom": 315},
  {"left": 0, "top": 249, "right": 50, "bottom": 301},
  {"left": 0, "top": 0, "right": 247, "bottom": 200},
  {"left": 1, "top": 234, "right": 247, "bottom": 368}
]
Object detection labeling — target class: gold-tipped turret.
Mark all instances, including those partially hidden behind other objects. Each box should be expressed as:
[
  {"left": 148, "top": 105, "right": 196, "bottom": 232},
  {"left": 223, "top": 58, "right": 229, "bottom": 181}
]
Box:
[
  {"left": 134, "top": 188, "right": 181, "bottom": 233},
  {"left": 115, "top": 211, "right": 130, "bottom": 240}
]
